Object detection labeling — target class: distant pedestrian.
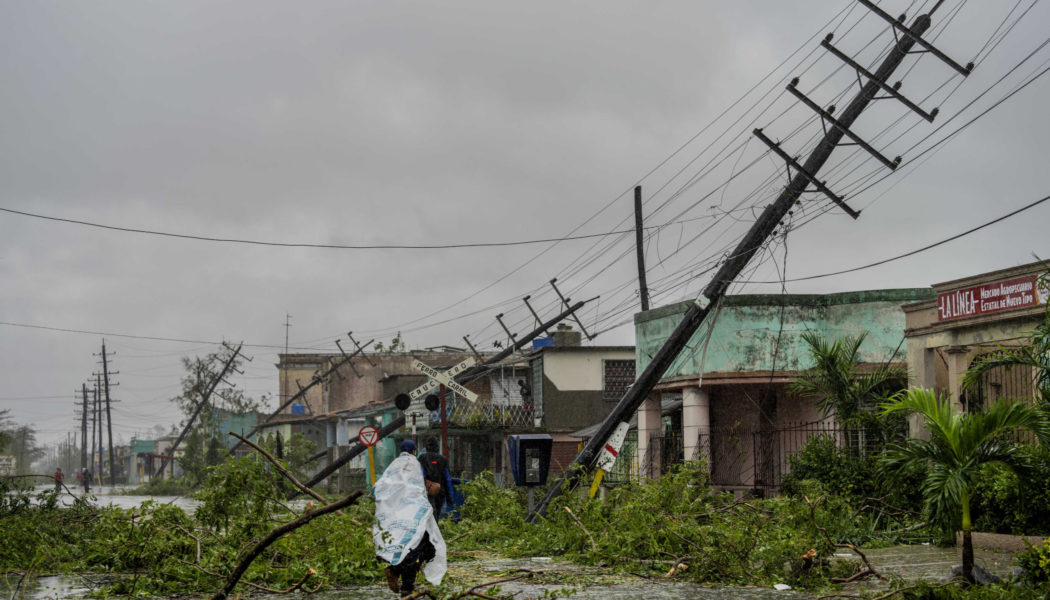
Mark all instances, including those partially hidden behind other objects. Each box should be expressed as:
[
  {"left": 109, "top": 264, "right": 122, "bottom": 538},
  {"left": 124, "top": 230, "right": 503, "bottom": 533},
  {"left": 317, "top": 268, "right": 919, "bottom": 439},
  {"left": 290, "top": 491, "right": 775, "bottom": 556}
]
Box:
[
  {"left": 81, "top": 468, "right": 91, "bottom": 494},
  {"left": 373, "top": 440, "right": 446, "bottom": 597},
  {"left": 53, "top": 467, "right": 64, "bottom": 492},
  {"left": 417, "top": 437, "right": 452, "bottom": 519}
]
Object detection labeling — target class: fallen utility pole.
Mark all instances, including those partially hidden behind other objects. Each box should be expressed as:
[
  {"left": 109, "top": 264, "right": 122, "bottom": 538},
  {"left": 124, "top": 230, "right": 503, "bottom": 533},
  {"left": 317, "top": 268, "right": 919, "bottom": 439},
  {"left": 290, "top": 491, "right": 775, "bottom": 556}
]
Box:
[
  {"left": 297, "top": 297, "right": 595, "bottom": 493},
  {"left": 227, "top": 337, "right": 373, "bottom": 454},
  {"left": 157, "top": 344, "right": 243, "bottom": 476},
  {"left": 528, "top": 7, "right": 965, "bottom": 521}
]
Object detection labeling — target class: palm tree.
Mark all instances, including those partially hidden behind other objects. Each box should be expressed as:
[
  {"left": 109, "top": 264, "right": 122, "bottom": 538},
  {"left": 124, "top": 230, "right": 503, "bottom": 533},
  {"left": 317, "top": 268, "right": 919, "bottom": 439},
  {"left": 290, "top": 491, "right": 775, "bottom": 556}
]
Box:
[
  {"left": 790, "top": 332, "right": 906, "bottom": 449},
  {"left": 879, "top": 388, "right": 1049, "bottom": 583}
]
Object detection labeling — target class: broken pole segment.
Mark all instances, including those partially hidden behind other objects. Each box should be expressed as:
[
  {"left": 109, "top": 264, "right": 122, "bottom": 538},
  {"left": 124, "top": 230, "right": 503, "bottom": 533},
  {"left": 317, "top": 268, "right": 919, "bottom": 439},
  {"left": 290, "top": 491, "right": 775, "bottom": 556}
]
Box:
[{"left": 527, "top": 8, "right": 939, "bottom": 522}]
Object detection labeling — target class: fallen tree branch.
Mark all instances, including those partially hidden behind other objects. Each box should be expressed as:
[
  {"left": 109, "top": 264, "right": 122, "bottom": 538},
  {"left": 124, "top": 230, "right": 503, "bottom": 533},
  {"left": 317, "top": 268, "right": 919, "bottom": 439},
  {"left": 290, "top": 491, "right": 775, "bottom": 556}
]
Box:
[
  {"left": 562, "top": 506, "right": 598, "bottom": 553},
  {"left": 229, "top": 432, "right": 328, "bottom": 506},
  {"left": 210, "top": 491, "right": 362, "bottom": 600},
  {"left": 173, "top": 524, "right": 202, "bottom": 563},
  {"left": 805, "top": 495, "right": 885, "bottom": 583}
]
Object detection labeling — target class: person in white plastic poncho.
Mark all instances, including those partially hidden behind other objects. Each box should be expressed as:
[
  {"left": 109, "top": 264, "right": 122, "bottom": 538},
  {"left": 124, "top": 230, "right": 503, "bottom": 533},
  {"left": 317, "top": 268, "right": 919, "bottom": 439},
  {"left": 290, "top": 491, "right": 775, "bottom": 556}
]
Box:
[{"left": 373, "top": 440, "right": 447, "bottom": 597}]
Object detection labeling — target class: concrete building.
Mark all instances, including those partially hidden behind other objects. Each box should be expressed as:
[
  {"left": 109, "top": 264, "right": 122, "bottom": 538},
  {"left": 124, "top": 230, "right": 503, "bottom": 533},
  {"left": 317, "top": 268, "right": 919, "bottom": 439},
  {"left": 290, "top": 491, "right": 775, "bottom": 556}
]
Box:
[
  {"left": 527, "top": 325, "right": 636, "bottom": 472},
  {"left": 903, "top": 260, "right": 1048, "bottom": 418},
  {"left": 632, "top": 289, "right": 933, "bottom": 492},
  {"left": 276, "top": 350, "right": 480, "bottom": 416}
]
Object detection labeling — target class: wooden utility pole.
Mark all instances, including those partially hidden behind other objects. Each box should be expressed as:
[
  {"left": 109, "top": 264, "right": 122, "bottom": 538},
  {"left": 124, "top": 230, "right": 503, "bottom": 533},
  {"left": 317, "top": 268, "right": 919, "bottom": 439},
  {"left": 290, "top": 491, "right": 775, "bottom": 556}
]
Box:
[
  {"left": 634, "top": 185, "right": 650, "bottom": 312},
  {"left": 80, "top": 384, "right": 89, "bottom": 471},
  {"left": 528, "top": 5, "right": 968, "bottom": 521},
  {"left": 101, "top": 341, "right": 117, "bottom": 485},
  {"left": 94, "top": 375, "right": 102, "bottom": 482}
]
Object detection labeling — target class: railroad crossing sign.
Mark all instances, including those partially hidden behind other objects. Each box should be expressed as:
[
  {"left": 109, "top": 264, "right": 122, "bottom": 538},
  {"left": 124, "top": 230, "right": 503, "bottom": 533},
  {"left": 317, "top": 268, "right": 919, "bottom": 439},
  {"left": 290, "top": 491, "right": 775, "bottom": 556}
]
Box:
[
  {"left": 357, "top": 425, "right": 379, "bottom": 447},
  {"left": 595, "top": 421, "right": 630, "bottom": 471},
  {"left": 409, "top": 358, "right": 479, "bottom": 403},
  {"left": 590, "top": 421, "right": 630, "bottom": 498}
]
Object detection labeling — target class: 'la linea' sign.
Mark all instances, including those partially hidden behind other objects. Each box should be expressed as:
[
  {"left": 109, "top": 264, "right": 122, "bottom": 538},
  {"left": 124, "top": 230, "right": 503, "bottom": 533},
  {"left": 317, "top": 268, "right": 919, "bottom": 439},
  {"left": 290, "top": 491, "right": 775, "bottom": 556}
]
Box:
[{"left": 938, "top": 274, "right": 1049, "bottom": 321}]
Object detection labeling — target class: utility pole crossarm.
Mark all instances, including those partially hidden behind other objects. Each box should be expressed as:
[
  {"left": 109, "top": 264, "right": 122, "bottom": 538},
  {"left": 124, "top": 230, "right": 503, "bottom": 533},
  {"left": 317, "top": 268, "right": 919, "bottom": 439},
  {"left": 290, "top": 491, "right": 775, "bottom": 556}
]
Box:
[
  {"left": 820, "top": 36, "right": 938, "bottom": 122},
  {"left": 549, "top": 279, "right": 594, "bottom": 340},
  {"left": 786, "top": 79, "right": 900, "bottom": 171},
  {"left": 752, "top": 129, "right": 860, "bottom": 219},
  {"left": 856, "top": 0, "right": 973, "bottom": 76}
]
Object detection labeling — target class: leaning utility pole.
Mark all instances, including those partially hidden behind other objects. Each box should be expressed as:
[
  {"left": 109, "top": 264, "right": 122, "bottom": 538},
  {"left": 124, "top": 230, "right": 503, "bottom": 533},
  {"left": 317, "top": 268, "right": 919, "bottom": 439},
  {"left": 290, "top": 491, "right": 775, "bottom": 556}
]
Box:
[
  {"left": 298, "top": 297, "right": 597, "bottom": 493},
  {"left": 101, "top": 340, "right": 117, "bottom": 485},
  {"left": 528, "top": 4, "right": 968, "bottom": 521},
  {"left": 227, "top": 337, "right": 373, "bottom": 453},
  {"left": 157, "top": 344, "right": 244, "bottom": 476},
  {"left": 634, "top": 185, "right": 650, "bottom": 312}
]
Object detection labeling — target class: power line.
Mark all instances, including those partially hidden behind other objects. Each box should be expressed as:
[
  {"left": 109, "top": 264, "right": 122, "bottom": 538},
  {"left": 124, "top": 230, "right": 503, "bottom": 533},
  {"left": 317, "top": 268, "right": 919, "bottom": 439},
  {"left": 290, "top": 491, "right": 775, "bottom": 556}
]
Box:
[
  {"left": 741, "top": 192, "right": 1050, "bottom": 284},
  {"left": 0, "top": 205, "right": 707, "bottom": 250},
  {"left": 0, "top": 320, "right": 324, "bottom": 351}
]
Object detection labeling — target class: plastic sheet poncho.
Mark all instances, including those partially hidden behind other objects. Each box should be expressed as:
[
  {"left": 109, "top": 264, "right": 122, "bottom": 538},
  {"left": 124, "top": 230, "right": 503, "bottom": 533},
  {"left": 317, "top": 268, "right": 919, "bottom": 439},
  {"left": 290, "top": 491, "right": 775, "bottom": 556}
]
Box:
[{"left": 372, "top": 452, "right": 447, "bottom": 585}]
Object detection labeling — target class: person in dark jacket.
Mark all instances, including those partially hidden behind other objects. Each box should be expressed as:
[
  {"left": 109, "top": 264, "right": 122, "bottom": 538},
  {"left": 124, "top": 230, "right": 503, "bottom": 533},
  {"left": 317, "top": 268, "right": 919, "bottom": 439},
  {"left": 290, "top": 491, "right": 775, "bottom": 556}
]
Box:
[{"left": 417, "top": 437, "right": 451, "bottom": 519}]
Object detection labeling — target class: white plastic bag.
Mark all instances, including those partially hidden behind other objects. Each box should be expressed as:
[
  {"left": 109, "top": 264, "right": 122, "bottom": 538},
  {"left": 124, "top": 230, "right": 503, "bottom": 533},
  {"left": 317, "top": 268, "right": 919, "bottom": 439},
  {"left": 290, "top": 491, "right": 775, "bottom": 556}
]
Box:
[{"left": 372, "top": 453, "right": 447, "bottom": 585}]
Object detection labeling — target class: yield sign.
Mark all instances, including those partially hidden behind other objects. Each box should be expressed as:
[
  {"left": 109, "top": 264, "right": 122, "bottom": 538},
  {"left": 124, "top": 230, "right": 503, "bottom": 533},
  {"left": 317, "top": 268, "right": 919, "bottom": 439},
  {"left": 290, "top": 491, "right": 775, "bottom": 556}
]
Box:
[
  {"left": 409, "top": 358, "right": 479, "bottom": 403},
  {"left": 358, "top": 425, "right": 379, "bottom": 447}
]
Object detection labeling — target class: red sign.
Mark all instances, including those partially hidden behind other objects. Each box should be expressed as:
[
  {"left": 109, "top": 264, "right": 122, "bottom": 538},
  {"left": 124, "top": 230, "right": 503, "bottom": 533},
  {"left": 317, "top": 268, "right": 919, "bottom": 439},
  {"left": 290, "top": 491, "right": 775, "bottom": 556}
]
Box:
[
  {"left": 358, "top": 425, "right": 379, "bottom": 447},
  {"left": 937, "top": 274, "right": 1048, "bottom": 322}
]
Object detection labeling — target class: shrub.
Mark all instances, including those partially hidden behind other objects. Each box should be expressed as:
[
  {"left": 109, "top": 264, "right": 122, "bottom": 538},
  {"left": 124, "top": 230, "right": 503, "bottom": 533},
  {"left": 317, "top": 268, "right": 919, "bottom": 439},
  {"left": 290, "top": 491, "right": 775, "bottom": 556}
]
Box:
[
  {"left": 1016, "top": 537, "right": 1050, "bottom": 584},
  {"left": 971, "top": 445, "right": 1050, "bottom": 535},
  {"left": 781, "top": 435, "right": 878, "bottom": 501}
]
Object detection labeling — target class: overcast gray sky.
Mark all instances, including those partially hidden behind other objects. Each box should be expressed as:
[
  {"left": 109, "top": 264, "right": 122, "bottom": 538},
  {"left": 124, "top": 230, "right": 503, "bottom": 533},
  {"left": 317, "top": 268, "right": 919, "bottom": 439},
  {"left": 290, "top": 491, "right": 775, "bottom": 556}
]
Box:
[{"left": 2, "top": 1, "right": 1048, "bottom": 447}]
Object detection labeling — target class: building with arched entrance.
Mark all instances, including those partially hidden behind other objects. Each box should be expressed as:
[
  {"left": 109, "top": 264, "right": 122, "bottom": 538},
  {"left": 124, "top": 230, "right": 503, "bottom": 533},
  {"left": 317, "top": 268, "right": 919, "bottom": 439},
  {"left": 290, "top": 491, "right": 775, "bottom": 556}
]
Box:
[{"left": 903, "top": 260, "right": 1048, "bottom": 419}]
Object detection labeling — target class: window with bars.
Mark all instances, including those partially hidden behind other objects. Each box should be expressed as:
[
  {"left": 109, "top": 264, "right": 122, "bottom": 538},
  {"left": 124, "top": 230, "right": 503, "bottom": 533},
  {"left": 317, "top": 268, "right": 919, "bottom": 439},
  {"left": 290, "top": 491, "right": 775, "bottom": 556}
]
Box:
[{"left": 603, "top": 359, "right": 636, "bottom": 401}]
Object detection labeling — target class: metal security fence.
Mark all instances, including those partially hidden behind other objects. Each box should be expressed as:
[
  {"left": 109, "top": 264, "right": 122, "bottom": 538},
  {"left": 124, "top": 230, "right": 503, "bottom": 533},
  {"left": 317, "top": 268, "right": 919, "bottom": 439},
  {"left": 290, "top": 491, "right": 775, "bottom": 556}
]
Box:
[
  {"left": 633, "top": 422, "right": 901, "bottom": 491},
  {"left": 965, "top": 350, "right": 1039, "bottom": 413}
]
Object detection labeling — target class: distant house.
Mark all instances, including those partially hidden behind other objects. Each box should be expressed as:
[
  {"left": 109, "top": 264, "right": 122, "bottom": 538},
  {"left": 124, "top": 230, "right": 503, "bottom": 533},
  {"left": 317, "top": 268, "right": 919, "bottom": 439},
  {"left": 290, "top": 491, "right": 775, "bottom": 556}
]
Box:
[{"left": 526, "top": 325, "right": 635, "bottom": 473}]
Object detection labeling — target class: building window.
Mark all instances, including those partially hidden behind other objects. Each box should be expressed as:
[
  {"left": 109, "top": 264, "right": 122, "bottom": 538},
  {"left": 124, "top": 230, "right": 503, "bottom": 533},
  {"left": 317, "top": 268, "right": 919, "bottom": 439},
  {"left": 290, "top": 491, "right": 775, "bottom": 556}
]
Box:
[{"left": 603, "top": 359, "right": 636, "bottom": 401}]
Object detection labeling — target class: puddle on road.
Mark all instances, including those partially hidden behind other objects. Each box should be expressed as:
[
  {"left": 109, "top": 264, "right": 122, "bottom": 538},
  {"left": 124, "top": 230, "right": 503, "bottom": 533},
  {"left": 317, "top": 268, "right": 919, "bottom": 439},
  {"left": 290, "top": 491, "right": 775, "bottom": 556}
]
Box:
[
  {"left": 857, "top": 545, "right": 1016, "bottom": 581},
  {"left": 24, "top": 484, "right": 200, "bottom": 512}
]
